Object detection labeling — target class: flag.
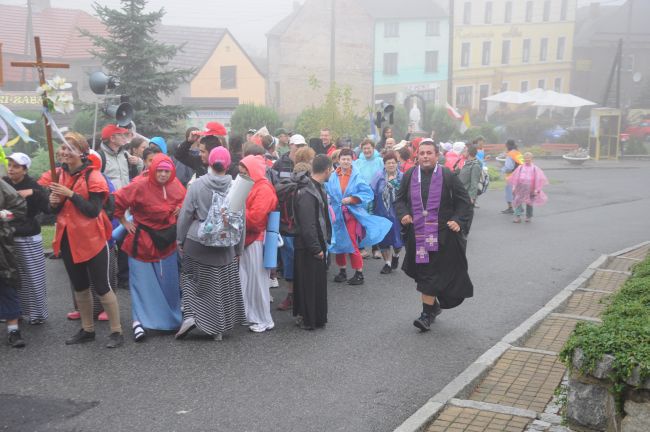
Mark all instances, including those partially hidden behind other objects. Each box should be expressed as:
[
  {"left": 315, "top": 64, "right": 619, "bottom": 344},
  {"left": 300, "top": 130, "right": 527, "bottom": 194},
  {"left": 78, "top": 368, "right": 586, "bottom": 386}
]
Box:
[
  {"left": 445, "top": 102, "right": 462, "bottom": 121},
  {"left": 460, "top": 111, "right": 471, "bottom": 134}
]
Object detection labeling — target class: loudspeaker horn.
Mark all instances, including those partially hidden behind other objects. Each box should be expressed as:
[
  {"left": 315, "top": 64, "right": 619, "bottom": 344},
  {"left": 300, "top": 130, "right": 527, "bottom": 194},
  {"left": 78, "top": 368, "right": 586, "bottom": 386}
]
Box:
[
  {"left": 89, "top": 71, "right": 120, "bottom": 95},
  {"left": 104, "top": 102, "right": 134, "bottom": 127}
]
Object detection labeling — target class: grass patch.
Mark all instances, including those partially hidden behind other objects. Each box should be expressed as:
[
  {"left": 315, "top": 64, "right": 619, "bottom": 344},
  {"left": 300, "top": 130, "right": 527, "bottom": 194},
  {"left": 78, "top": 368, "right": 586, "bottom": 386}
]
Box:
[
  {"left": 559, "top": 254, "right": 650, "bottom": 410},
  {"left": 41, "top": 225, "right": 55, "bottom": 250}
]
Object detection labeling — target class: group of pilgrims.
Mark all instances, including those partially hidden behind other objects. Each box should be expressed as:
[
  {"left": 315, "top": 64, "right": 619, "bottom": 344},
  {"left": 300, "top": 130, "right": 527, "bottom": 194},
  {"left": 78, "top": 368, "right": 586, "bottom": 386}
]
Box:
[{"left": 0, "top": 122, "right": 548, "bottom": 348}]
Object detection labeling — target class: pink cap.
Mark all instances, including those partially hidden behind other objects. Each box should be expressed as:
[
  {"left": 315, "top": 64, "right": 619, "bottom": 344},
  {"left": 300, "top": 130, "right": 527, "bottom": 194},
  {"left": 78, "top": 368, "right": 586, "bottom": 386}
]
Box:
[
  {"left": 157, "top": 160, "right": 173, "bottom": 171},
  {"left": 208, "top": 146, "right": 231, "bottom": 171}
]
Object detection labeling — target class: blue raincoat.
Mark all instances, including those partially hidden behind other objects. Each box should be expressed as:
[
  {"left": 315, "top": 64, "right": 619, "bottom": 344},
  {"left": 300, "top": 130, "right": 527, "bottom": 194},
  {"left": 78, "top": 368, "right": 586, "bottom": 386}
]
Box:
[
  {"left": 353, "top": 150, "right": 384, "bottom": 185},
  {"left": 370, "top": 169, "right": 403, "bottom": 249},
  {"left": 326, "top": 167, "right": 392, "bottom": 254}
]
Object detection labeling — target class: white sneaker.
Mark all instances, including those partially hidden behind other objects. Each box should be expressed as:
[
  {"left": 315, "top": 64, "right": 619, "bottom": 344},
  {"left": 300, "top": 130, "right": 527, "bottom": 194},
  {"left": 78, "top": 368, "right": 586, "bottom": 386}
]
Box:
[
  {"left": 269, "top": 277, "right": 279, "bottom": 288},
  {"left": 249, "top": 322, "right": 275, "bottom": 333},
  {"left": 175, "top": 317, "right": 196, "bottom": 339}
]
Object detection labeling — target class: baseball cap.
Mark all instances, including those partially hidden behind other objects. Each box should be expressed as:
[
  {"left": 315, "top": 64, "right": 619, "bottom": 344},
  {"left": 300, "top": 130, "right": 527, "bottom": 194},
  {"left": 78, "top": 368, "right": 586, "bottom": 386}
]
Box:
[
  {"left": 197, "top": 122, "right": 227, "bottom": 137},
  {"left": 101, "top": 124, "right": 129, "bottom": 141},
  {"left": 208, "top": 146, "right": 232, "bottom": 171},
  {"left": 289, "top": 134, "right": 307, "bottom": 146},
  {"left": 7, "top": 152, "right": 31, "bottom": 169},
  {"left": 275, "top": 128, "right": 288, "bottom": 136}
]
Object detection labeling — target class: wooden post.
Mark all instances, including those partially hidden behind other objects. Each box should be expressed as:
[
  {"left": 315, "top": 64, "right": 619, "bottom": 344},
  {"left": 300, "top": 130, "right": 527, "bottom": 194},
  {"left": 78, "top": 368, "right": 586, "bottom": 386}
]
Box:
[{"left": 11, "top": 36, "right": 69, "bottom": 182}]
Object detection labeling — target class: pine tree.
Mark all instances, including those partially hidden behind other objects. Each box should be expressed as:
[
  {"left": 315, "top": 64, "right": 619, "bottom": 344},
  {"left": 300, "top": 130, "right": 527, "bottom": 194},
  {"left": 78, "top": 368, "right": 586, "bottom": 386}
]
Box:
[{"left": 80, "top": 0, "right": 194, "bottom": 137}]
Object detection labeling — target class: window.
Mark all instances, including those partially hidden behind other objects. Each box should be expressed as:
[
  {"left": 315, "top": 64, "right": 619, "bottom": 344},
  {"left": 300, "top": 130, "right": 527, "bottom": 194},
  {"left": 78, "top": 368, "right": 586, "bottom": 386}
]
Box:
[
  {"left": 501, "top": 40, "right": 511, "bottom": 65},
  {"left": 426, "top": 20, "right": 440, "bottom": 36},
  {"left": 383, "top": 52, "right": 398, "bottom": 75},
  {"left": 522, "top": 39, "right": 531, "bottom": 63},
  {"left": 463, "top": 2, "right": 471, "bottom": 24},
  {"left": 554, "top": 77, "right": 562, "bottom": 92},
  {"left": 521, "top": 81, "right": 529, "bottom": 92},
  {"left": 220, "top": 65, "right": 236, "bottom": 89},
  {"left": 543, "top": 1, "right": 551, "bottom": 21},
  {"left": 461, "top": 43, "right": 471, "bottom": 67},
  {"left": 526, "top": 1, "right": 534, "bottom": 22},
  {"left": 425, "top": 51, "right": 439, "bottom": 73},
  {"left": 538, "top": 79, "right": 545, "bottom": 89},
  {"left": 504, "top": 1, "right": 513, "bottom": 23},
  {"left": 540, "top": 38, "right": 548, "bottom": 61},
  {"left": 479, "top": 84, "right": 490, "bottom": 114},
  {"left": 456, "top": 86, "right": 473, "bottom": 109},
  {"left": 501, "top": 82, "right": 509, "bottom": 92},
  {"left": 557, "top": 37, "right": 566, "bottom": 60},
  {"left": 420, "top": 89, "right": 437, "bottom": 103},
  {"left": 484, "top": 2, "right": 493, "bottom": 24},
  {"left": 624, "top": 54, "right": 635, "bottom": 72},
  {"left": 561, "top": 0, "right": 568, "bottom": 20},
  {"left": 384, "top": 22, "right": 399, "bottom": 37},
  {"left": 482, "top": 41, "right": 491, "bottom": 66}
]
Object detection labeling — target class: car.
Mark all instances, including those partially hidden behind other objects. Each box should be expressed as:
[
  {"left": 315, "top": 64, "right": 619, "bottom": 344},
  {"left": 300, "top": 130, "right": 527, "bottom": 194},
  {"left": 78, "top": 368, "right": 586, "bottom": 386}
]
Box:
[{"left": 623, "top": 121, "right": 650, "bottom": 141}]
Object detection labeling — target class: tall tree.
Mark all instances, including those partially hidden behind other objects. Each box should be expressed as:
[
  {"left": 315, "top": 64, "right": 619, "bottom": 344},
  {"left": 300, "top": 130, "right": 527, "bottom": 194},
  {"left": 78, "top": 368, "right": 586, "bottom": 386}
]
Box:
[{"left": 81, "top": 0, "right": 194, "bottom": 137}]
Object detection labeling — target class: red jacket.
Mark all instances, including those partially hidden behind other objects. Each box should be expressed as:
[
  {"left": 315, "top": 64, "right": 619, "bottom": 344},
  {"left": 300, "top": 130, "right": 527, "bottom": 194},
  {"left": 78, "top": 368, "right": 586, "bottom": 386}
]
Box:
[
  {"left": 240, "top": 155, "right": 278, "bottom": 247},
  {"left": 39, "top": 165, "right": 112, "bottom": 263},
  {"left": 114, "top": 154, "right": 186, "bottom": 262}
]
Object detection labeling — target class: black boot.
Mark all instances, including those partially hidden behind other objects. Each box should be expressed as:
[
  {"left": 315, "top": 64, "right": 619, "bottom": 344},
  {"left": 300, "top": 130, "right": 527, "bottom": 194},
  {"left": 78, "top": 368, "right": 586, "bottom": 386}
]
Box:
[
  {"left": 334, "top": 269, "right": 347, "bottom": 283},
  {"left": 8, "top": 330, "right": 25, "bottom": 348},
  {"left": 347, "top": 271, "right": 364, "bottom": 285},
  {"left": 380, "top": 264, "right": 392, "bottom": 274},
  {"left": 391, "top": 256, "right": 400, "bottom": 270},
  {"left": 413, "top": 312, "right": 433, "bottom": 332}
]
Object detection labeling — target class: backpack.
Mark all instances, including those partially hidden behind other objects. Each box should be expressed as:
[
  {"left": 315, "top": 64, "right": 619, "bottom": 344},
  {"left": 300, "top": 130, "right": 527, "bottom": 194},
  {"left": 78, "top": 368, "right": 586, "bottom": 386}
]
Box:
[
  {"left": 84, "top": 170, "right": 116, "bottom": 219},
  {"left": 274, "top": 172, "right": 307, "bottom": 236},
  {"left": 197, "top": 190, "right": 244, "bottom": 247},
  {"left": 477, "top": 166, "right": 490, "bottom": 196}
]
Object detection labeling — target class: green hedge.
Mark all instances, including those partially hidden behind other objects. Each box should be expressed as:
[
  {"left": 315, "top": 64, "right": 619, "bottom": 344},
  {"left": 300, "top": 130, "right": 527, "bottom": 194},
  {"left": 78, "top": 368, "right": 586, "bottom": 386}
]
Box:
[{"left": 560, "top": 254, "right": 650, "bottom": 407}]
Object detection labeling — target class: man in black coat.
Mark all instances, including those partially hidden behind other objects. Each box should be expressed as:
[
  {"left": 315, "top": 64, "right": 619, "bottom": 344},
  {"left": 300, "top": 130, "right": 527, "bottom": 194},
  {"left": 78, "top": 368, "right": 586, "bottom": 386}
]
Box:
[
  {"left": 293, "top": 155, "right": 333, "bottom": 330},
  {"left": 394, "top": 139, "right": 474, "bottom": 332}
]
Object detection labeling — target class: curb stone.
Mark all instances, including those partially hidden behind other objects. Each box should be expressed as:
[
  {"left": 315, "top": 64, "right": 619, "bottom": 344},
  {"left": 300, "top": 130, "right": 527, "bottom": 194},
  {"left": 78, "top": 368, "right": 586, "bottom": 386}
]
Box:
[{"left": 393, "top": 242, "right": 649, "bottom": 432}]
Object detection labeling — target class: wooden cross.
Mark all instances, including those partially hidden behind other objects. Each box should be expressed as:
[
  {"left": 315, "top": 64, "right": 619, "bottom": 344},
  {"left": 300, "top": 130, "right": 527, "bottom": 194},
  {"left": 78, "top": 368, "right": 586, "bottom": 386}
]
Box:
[{"left": 11, "top": 36, "right": 69, "bottom": 182}]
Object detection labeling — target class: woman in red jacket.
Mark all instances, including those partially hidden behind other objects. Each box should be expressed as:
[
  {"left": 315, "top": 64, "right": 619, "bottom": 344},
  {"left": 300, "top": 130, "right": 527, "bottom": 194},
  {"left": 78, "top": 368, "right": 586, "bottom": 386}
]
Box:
[
  {"left": 238, "top": 155, "right": 278, "bottom": 333},
  {"left": 113, "top": 154, "right": 186, "bottom": 342},
  {"left": 39, "top": 132, "right": 123, "bottom": 348}
]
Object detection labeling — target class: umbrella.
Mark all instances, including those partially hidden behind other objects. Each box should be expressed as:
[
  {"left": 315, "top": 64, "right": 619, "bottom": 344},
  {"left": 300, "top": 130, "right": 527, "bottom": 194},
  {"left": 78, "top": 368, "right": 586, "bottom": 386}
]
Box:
[{"left": 482, "top": 91, "right": 535, "bottom": 104}]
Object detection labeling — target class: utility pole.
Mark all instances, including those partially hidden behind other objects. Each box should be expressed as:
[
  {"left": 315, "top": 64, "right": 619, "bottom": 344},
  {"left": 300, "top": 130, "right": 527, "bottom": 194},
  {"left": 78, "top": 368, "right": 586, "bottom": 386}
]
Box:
[
  {"left": 330, "top": 0, "right": 336, "bottom": 89},
  {"left": 447, "top": 0, "right": 454, "bottom": 105}
]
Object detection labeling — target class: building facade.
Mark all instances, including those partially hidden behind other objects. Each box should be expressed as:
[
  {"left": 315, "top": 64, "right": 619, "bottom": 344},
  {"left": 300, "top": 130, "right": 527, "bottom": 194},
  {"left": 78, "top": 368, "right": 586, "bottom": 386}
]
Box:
[
  {"left": 452, "top": 0, "right": 576, "bottom": 112},
  {"left": 572, "top": 1, "right": 650, "bottom": 109},
  {"left": 372, "top": 4, "right": 449, "bottom": 112}
]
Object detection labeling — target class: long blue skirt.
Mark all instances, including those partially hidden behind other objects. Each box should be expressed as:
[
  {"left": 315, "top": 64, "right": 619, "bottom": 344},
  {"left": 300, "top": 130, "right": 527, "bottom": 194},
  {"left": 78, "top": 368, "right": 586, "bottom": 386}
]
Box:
[{"left": 129, "top": 253, "right": 182, "bottom": 331}]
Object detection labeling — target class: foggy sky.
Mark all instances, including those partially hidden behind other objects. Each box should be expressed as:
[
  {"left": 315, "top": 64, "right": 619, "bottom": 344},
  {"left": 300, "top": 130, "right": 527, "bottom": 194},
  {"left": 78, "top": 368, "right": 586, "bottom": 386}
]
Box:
[{"left": 0, "top": 0, "right": 627, "bottom": 57}]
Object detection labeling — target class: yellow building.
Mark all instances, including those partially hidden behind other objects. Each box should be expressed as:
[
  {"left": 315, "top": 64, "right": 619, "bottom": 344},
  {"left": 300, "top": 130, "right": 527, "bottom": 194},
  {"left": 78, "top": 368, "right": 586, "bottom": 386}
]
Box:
[
  {"left": 451, "top": 0, "right": 576, "bottom": 112},
  {"left": 156, "top": 26, "right": 266, "bottom": 129}
]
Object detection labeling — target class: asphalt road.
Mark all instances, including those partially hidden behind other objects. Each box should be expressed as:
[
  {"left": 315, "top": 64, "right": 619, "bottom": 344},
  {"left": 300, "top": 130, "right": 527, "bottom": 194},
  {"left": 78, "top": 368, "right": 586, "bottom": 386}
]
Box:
[{"left": 2, "top": 160, "right": 650, "bottom": 432}]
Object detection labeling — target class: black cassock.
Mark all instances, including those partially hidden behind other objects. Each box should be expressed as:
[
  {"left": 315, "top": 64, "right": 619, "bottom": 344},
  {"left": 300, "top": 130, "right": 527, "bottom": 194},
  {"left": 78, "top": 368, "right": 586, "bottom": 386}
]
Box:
[
  {"left": 395, "top": 166, "right": 474, "bottom": 309},
  {"left": 293, "top": 178, "right": 332, "bottom": 328}
]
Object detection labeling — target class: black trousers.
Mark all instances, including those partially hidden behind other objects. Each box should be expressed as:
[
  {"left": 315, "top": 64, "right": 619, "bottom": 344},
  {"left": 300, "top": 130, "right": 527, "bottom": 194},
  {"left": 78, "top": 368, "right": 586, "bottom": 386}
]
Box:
[{"left": 60, "top": 233, "right": 111, "bottom": 296}]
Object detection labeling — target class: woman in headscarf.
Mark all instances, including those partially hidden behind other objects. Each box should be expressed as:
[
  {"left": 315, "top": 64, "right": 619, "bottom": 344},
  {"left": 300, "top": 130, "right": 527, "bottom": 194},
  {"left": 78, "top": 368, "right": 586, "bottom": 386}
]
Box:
[
  {"left": 175, "top": 147, "right": 246, "bottom": 341},
  {"left": 238, "top": 155, "right": 278, "bottom": 333},
  {"left": 370, "top": 151, "right": 404, "bottom": 275},
  {"left": 39, "top": 132, "right": 123, "bottom": 348},
  {"left": 3, "top": 152, "right": 50, "bottom": 324},
  {"left": 113, "top": 153, "right": 186, "bottom": 342}
]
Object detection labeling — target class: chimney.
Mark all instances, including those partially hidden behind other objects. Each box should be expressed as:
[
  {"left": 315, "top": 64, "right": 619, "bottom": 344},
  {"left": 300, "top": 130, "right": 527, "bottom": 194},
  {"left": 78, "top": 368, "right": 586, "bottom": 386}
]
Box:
[
  {"left": 589, "top": 2, "right": 600, "bottom": 19},
  {"left": 31, "top": 0, "right": 52, "bottom": 13}
]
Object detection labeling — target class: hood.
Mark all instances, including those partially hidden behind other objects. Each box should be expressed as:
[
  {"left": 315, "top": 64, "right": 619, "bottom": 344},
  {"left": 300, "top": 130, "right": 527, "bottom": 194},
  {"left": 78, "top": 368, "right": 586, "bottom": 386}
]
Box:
[
  {"left": 361, "top": 149, "right": 381, "bottom": 161},
  {"left": 240, "top": 155, "right": 267, "bottom": 183},
  {"left": 149, "top": 137, "right": 168, "bottom": 154},
  {"left": 148, "top": 153, "right": 177, "bottom": 185},
  {"left": 201, "top": 171, "right": 232, "bottom": 193}
]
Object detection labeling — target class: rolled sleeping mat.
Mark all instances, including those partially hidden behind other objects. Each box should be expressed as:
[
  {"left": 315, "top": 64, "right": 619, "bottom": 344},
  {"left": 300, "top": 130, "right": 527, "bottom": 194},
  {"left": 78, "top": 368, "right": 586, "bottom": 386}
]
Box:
[
  {"left": 263, "top": 211, "right": 281, "bottom": 269},
  {"left": 111, "top": 214, "right": 133, "bottom": 242}
]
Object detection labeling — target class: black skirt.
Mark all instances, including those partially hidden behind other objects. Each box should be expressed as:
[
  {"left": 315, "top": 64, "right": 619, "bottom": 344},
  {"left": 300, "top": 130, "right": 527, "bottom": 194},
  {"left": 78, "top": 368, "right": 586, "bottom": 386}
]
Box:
[{"left": 401, "top": 226, "right": 473, "bottom": 309}]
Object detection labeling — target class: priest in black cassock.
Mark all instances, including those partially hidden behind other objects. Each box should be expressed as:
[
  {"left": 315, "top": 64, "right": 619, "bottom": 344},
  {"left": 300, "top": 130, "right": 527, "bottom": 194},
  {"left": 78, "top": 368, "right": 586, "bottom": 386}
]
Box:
[
  {"left": 395, "top": 139, "right": 474, "bottom": 332},
  {"left": 293, "top": 155, "right": 333, "bottom": 330}
]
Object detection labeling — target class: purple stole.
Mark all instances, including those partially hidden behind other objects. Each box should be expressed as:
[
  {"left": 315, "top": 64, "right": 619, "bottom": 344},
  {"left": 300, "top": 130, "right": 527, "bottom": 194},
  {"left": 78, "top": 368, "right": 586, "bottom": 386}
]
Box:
[{"left": 410, "top": 165, "right": 443, "bottom": 264}]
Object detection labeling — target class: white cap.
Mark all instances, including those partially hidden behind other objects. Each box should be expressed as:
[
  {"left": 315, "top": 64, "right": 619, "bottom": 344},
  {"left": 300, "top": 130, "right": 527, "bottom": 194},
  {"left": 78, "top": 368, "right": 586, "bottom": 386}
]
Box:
[
  {"left": 7, "top": 152, "right": 31, "bottom": 169},
  {"left": 289, "top": 134, "right": 307, "bottom": 146}
]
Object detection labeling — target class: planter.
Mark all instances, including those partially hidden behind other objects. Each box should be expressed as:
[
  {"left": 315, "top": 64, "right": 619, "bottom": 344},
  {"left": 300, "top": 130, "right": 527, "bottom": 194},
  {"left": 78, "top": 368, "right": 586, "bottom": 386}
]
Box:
[
  {"left": 562, "top": 154, "right": 590, "bottom": 165},
  {"left": 495, "top": 156, "right": 506, "bottom": 165}
]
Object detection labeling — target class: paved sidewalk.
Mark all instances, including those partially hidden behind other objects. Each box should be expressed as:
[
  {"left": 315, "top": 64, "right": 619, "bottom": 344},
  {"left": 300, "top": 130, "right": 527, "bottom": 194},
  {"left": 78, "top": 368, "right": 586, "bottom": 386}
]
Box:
[{"left": 397, "top": 242, "right": 649, "bottom": 432}]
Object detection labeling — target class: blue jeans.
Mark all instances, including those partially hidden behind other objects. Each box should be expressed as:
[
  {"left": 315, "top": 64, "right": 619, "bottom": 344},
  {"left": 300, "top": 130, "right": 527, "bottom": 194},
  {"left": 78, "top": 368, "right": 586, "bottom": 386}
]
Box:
[{"left": 280, "top": 236, "right": 295, "bottom": 281}]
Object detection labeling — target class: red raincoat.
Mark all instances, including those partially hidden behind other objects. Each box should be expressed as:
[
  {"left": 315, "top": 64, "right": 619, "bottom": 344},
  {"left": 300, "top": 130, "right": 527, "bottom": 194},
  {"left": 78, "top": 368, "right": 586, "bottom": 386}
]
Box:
[
  {"left": 240, "top": 155, "right": 278, "bottom": 247},
  {"left": 113, "top": 154, "right": 186, "bottom": 262},
  {"left": 39, "top": 164, "right": 113, "bottom": 264}
]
